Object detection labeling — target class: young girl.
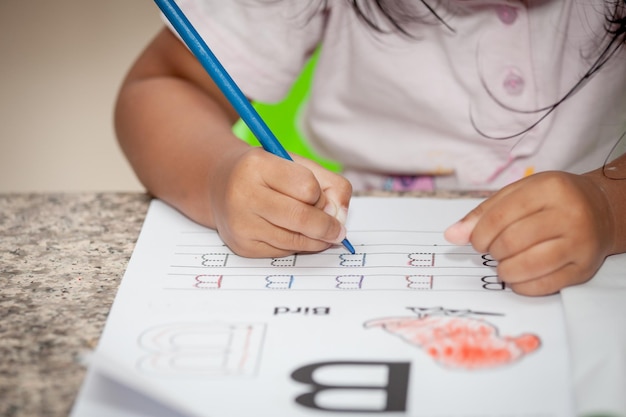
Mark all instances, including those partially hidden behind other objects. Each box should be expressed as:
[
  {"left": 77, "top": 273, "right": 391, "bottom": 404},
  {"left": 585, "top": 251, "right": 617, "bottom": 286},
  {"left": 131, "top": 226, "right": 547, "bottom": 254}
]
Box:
[{"left": 115, "top": 0, "right": 626, "bottom": 296}]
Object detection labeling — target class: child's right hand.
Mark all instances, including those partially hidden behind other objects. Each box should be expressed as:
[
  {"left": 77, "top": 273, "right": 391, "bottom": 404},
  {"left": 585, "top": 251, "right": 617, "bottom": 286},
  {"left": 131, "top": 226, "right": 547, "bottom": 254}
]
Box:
[
  {"left": 115, "top": 28, "right": 352, "bottom": 258},
  {"left": 208, "top": 146, "right": 352, "bottom": 258}
]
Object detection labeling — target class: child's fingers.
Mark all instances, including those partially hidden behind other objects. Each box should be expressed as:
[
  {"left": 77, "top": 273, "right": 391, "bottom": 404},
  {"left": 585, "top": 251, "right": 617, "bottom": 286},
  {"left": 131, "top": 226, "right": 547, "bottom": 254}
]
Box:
[
  {"left": 257, "top": 155, "right": 349, "bottom": 243},
  {"left": 292, "top": 154, "right": 352, "bottom": 225},
  {"left": 487, "top": 209, "right": 561, "bottom": 261},
  {"left": 444, "top": 181, "right": 521, "bottom": 246},
  {"left": 496, "top": 237, "right": 570, "bottom": 284},
  {"left": 319, "top": 182, "right": 351, "bottom": 225},
  {"left": 262, "top": 220, "right": 339, "bottom": 254},
  {"left": 227, "top": 230, "right": 333, "bottom": 259},
  {"left": 443, "top": 215, "right": 478, "bottom": 245},
  {"left": 219, "top": 186, "right": 340, "bottom": 257},
  {"left": 235, "top": 220, "right": 336, "bottom": 258},
  {"left": 254, "top": 186, "right": 346, "bottom": 245},
  {"left": 261, "top": 156, "right": 322, "bottom": 202},
  {"left": 506, "top": 263, "right": 582, "bottom": 296}
]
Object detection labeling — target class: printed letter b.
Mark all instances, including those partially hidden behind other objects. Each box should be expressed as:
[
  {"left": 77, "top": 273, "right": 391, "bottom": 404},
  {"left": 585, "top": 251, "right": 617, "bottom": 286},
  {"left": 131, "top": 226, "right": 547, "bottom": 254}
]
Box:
[{"left": 291, "top": 361, "right": 410, "bottom": 412}]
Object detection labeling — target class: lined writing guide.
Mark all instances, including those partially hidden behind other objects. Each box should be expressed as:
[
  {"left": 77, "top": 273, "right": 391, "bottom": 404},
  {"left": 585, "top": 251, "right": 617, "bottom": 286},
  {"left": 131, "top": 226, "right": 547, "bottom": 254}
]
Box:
[{"left": 71, "top": 198, "right": 574, "bottom": 417}]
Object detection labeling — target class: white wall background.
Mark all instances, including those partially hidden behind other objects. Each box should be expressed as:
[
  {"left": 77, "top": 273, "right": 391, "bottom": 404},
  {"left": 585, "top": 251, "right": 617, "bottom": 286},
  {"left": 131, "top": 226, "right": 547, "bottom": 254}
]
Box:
[{"left": 0, "top": 0, "right": 163, "bottom": 192}]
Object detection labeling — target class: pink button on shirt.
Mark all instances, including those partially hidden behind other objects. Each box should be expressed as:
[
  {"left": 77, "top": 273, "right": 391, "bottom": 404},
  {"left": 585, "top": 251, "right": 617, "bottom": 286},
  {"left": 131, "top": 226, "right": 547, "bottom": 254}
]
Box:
[
  {"left": 503, "top": 69, "right": 525, "bottom": 96},
  {"left": 495, "top": 5, "right": 518, "bottom": 24}
]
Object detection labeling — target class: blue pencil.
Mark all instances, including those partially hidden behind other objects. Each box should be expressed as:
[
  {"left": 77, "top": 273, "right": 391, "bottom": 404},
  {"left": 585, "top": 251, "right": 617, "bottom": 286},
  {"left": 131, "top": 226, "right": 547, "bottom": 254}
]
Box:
[{"left": 154, "top": 0, "right": 355, "bottom": 254}]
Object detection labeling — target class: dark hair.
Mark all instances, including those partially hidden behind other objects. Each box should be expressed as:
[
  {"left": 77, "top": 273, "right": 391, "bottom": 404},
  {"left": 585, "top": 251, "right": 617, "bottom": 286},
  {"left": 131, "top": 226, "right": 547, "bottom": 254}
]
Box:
[
  {"left": 346, "top": 0, "right": 454, "bottom": 34},
  {"left": 345, "top": 0, "right": 454, "bottom": 34},
  {"left": 346, "top": 0, "right": 626, "bottom": 43}
]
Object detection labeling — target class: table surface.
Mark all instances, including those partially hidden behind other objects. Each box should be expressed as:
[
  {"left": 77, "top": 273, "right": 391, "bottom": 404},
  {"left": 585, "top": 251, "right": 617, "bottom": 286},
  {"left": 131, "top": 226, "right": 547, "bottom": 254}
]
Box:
[
  {"left": 1, "top": 193, "right": 151, "bottom": 417},
  {"left": 2, "top": 191, "right": 495, "bottom": 417}
]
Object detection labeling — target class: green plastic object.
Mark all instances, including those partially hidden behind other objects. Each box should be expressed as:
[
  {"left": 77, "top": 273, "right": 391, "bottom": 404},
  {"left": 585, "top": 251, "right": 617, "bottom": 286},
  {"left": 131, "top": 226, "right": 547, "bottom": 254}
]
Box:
[{"left": 232, "top": 54, "right": 341, "bottom": 172}]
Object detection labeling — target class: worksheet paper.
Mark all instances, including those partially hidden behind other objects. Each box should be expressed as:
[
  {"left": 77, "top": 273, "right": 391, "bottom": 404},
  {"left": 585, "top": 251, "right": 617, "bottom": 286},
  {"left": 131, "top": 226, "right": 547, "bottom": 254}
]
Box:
[{"left": 71, "top": 198, "right": 574, "bottom": 417}]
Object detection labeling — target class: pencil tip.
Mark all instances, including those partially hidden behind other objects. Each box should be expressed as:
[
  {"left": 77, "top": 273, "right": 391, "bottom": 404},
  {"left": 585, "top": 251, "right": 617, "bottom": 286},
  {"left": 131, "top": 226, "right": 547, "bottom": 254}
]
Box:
[{"left": 342, "top": 238, "right": 356, "bottom": 254}]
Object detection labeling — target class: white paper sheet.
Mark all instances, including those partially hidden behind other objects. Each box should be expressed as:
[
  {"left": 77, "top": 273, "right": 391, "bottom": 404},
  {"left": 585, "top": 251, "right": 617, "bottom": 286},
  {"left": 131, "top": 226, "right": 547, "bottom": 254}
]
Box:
[
  {"left": 561, "top": 255, "right": 626, "bottom": 416},
  {"left": 71, "top": 198, "right": 580, "bottom": 417}
]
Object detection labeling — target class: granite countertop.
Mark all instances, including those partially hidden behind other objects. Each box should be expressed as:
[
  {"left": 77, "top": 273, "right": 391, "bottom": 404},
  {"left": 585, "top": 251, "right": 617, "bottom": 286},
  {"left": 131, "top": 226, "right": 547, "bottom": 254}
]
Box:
[
  {"left": 0, "top": 193, "right": 151, "bottom": 417},
  {"left": 0, "top": 191, "right": 490, "bottom": 417}
]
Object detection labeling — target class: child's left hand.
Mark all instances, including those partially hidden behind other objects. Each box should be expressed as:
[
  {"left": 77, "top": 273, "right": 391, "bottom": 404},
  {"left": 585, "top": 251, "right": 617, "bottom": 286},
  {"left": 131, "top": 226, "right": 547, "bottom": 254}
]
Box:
[{"left": 444, "top": 171, "right": 616, "bottom": 296}]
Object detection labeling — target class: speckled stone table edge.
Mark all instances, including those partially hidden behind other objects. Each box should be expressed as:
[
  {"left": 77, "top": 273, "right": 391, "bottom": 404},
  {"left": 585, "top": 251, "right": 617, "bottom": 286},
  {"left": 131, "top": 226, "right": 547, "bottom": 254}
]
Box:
[{"left": 0, "top": 193, "right": 151, "bottom": 417}]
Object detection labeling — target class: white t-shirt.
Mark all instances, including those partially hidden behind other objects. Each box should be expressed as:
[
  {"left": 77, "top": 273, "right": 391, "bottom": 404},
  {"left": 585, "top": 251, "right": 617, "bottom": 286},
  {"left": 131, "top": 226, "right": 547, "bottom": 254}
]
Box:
[{"left": 170, "top": 0, "right": 626, "bottom": 191}]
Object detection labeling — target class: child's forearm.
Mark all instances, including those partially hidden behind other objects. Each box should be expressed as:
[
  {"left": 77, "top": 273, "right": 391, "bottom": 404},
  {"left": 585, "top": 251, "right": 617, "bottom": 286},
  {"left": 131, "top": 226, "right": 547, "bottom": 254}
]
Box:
[
  {"left": 584, "top": 153, "right": 626, "bottom": 256},
  {"left": 114, "top": 28, "right": 246, "bottom": 228}
]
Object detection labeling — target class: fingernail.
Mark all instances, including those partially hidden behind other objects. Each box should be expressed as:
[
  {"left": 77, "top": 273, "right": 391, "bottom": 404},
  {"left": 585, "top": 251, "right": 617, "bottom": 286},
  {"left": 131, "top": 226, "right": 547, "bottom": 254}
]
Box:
[
  {"left": 324, "top": 202, "right": 348, "bottom": 225},
  {"left": 444, "top": 219, "right": 472, "bottom": 245},
  {"left": 323, "top": 201, "right": 337, "bottom": 217},
  {"left": 335, "top": 224, "right": 347, "bottom": 244},
  {"left": 336, "top": 207, "right": 348, "bottom": 225}
]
